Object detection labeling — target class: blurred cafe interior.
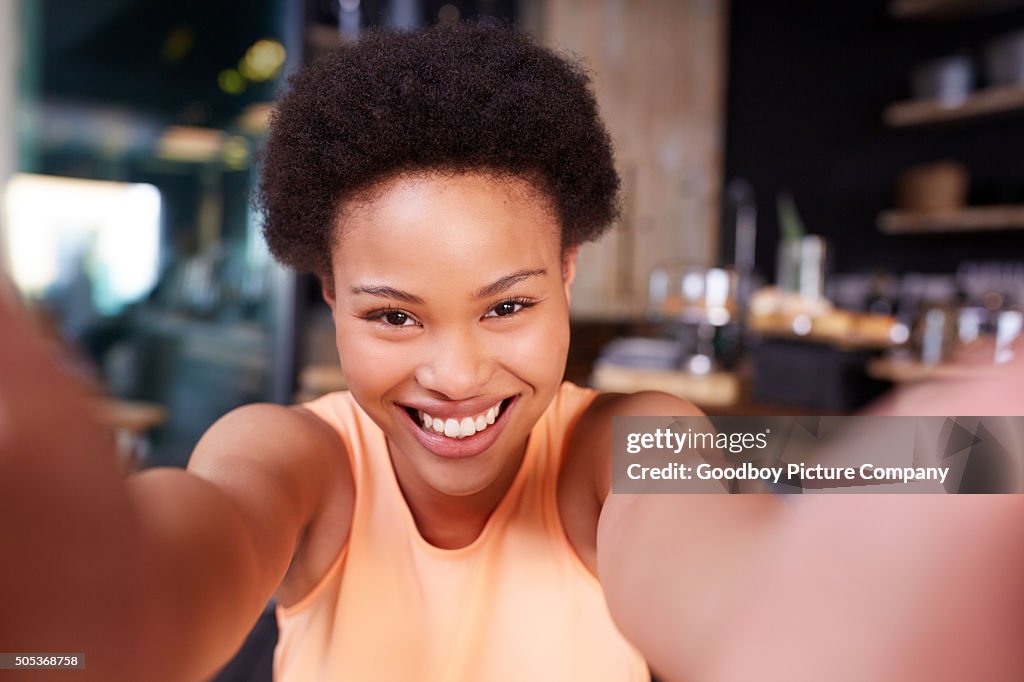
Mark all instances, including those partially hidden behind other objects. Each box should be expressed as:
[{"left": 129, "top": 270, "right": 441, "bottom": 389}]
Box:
[{"left": 2, "top": 0, "right": 1024, "bottom": 475}]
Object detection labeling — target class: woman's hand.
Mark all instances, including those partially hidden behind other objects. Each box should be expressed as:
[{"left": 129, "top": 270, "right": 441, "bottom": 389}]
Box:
[{"left": 0, "top": 276, "right": 151, "bottom": 680}]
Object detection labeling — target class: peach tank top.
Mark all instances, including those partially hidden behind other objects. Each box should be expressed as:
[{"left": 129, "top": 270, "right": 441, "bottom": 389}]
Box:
[{"left": 273, "top": 381, "right": 649, "bottom": 681}]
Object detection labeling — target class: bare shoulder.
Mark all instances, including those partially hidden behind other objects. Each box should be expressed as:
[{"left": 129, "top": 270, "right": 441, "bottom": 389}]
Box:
[
  {"left": 189, "top": 401, "right": 350, "bottom": 506},
  {"left": 557, "top": 390, "right": 702, "bottom": 574},
  {"left": 581, "top": 390, "right": 705, "bottom": 424},
  {"left": 571, "top": 390, "right": 704, "bottom": 500},
  {"left": 188, "top": 401, "right": 355, "bottom": 606}
]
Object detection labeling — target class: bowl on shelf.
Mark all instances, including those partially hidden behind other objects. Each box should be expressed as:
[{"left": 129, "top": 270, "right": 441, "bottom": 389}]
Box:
[{"left": 896, "top": 160, "right": 969, "bottom": 215}]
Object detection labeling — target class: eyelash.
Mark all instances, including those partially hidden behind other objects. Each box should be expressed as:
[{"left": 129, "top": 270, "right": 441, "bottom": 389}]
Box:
[
  {"left": 484, "top": 297, "right": 536, "bottom": 319},
  {"left": 362, "top": 298, "right": 537, "bottom": 328}
]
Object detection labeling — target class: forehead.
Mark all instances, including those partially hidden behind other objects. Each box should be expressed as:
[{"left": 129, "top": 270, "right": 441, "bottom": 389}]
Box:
[{"left": 331, "top": 172, "right": 562, "bottom": 291}]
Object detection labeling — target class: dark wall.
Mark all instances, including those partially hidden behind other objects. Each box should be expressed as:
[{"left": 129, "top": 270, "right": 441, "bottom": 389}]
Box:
[
  {"left": 723, "top": 0, "right": 1024, "bottom": 277},
  {"left": 39, "top": 0, "right": 284, "bottom": 128}
]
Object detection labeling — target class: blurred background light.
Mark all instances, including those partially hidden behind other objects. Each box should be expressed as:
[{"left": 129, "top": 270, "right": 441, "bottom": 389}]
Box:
[
  {"left": 3, "top": 173, "right": 161, "bottom": 314},
  {"left": 221, "top": 135, "right": 250, "bottom": 169},
  {"left": 156, "top": 125, "right": 225, "bottom": 162},
  {"left": 235, "top": 102, "right": 273, "bottom": 134},
  {"left": 217, "top": 68, "right": 246, "bottom": 94},
  {"left": 239, "top": 39, "right": 286, "bottom": 82}
]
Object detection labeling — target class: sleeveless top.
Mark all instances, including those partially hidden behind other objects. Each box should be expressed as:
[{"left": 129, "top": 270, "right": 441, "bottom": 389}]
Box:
[{"left": 273, "top": 381, "right": 649, "bottom": 681}]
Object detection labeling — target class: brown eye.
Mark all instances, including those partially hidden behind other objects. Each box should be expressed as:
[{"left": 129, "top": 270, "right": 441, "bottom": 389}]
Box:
[
  {"left": 384, "top": 310, "right": 412, "bottom": 326},
  {"left": 486, "top": 300, "right": 527, "bottom": 318}
]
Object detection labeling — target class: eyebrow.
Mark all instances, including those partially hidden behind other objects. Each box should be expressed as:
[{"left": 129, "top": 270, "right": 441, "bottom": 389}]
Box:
[
  {"left": 349, "top": 268, "right": 548, "bottom": 304},
  {"left": 474, "top": 268, "right": 547, "bottom": 298},
  {"left": 349, "top": 285, "right": 425, "bottom": 304}
]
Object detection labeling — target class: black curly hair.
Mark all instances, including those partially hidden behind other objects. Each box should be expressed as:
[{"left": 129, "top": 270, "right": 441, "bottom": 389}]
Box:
[{"left": 257, "top": 21, "right": 620, "bottom": 282}]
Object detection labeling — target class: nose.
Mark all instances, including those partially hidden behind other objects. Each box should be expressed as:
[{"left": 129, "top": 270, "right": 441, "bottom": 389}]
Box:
[{"left": 414, "top": 327, "right": 495, "bottom": 400}]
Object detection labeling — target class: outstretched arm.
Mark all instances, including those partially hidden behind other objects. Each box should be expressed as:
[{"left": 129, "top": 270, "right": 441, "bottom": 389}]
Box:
[
  {"left": 590, "top": 393, "right": 1024, "bottom": 681},
  {"left": 0, "top": 281, "right": 347, "bottom": 681}
]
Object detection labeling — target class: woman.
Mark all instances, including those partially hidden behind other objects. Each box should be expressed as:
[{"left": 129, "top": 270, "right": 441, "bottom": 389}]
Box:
[
  {"left": 1, "top": 21, "right": 1021, "bottom": 682},
  {"left": 253, "top": 22, "right": 701, "bottom": 680}
]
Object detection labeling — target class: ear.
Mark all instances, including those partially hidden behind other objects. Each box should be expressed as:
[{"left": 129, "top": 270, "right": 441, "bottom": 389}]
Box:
[
  {"left": 561, "top": 247, "right": 579, "bottom": 304},
  {"left": 320, "top": 275, "right": 337, "bottom": 312}
]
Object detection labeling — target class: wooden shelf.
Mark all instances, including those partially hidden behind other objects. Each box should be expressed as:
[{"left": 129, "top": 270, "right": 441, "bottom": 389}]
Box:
[
  {"left": 884, "top": 85, "right": 1024, "bottom": 127},
  {"left": 878, "top": 205, "right": 1024, "bottom": 233},
  {"left": 889, "top": 0, "right": 1024, "bottom": 19},
  {"left": 867, "top": 357, "right": 1004, "bottom": 383},
  {"left": 590, "top": 363, "right": 741, "bottom": 408}
]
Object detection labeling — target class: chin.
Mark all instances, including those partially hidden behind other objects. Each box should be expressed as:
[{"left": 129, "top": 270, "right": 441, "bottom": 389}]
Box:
[{"left": 392, "top": 424, "right": 526, "bottom": 497}]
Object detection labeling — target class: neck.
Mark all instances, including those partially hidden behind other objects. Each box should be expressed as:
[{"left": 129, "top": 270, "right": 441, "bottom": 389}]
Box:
[{"left": 387, "top": 440, "right": 528, "bottom": 550}]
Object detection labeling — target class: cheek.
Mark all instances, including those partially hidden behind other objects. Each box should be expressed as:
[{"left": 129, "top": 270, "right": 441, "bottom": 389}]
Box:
[
  {"left": 333, "top": 321, "right": 414, "bottom": 393},
  {"left": 496, "top": 311, "right": 571, "bottom": 382}
]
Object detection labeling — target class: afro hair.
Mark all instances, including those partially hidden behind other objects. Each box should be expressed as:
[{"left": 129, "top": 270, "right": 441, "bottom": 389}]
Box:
[{"left": 258, "top": 21, "right": 620, "bottom": 278}]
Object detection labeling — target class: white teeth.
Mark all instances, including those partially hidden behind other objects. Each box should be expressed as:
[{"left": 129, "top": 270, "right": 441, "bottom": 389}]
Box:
[{"left": 417, "top": 400, "right": 505, "bottom": 439}]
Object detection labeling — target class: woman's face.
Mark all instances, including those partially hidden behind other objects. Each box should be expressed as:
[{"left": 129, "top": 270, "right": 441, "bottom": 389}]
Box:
[{"left": 325, "top": 171, "right": 576, "bottom": 499}]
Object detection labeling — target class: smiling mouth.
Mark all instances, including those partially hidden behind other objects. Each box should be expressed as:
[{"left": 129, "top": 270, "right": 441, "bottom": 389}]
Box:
[{"left": 402, "top": 397, "right": 514, "bottom": 440}]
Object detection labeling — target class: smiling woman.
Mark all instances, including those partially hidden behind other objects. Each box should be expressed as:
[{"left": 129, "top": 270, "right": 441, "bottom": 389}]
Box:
[
  {"left": 3, "top": 18, "right": 1023, "bottom": 682},
  {"left": 253, "top": 21, "right": 658, "bottom": 677}
]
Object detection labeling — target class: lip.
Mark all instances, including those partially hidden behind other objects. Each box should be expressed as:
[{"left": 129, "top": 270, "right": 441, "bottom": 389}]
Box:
[
  {"left": 397, "top": 396, "right": 517, "bottom": 459},
  {"left": 400, "top": 395, "right": 508, "bottom": 421}
]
